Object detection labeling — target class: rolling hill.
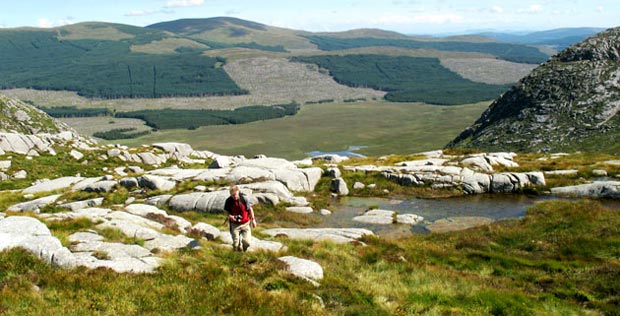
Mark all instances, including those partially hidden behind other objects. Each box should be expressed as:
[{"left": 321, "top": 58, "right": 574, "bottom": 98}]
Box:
[{"left": 0, "top": 17, "right": 553, "bottom": 105}]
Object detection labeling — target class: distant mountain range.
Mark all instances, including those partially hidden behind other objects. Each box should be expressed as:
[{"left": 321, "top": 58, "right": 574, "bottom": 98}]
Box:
[
  {"left": 0, "top": 16, "right": 610, "bottom": 113},
  {"left": 0, "top": 17, "right": 572, "bottom": 105},
  {"left": 448, "top": 27, "right": 620, "bottom": 154},
  {"left": 476, "top": 27, "right": 605, "bottom": 50}
]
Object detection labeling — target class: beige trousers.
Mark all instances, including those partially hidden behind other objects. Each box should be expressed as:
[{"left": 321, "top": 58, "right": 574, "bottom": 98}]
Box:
[{"left": 229, "top": 220, "right": 252, "bottom": 251}]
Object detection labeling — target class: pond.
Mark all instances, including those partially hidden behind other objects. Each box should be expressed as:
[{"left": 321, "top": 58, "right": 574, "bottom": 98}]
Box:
[
  {"left": 317, "top": 194, "right": 620, "bottom": 237},
  {"left": 306, "top": 145, "right": 368, "bottom": 158}
]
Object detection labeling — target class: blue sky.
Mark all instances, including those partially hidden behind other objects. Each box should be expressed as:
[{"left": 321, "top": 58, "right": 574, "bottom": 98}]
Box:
[{"left": 2, "top": 0, "right": 618, "bottom": 34}]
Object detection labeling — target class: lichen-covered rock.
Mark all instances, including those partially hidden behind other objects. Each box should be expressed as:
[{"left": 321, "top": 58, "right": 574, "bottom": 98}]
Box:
[
  {"left": 138, "top": 175, "right": 176, "bottom": 191},
  {"left": 7, "top": 194, "right": 62, "bottom": 212},
  {"left": 262, "top": 228, "right": 373, "bottom": 244},
  {"left": 551, "top": 181, "right": 620, "bottom": 199},
  {"left": 353, "top": 209, "right": 423, "bottom": 225},
  {"left": 22, "top": 176, "right": 84, "bottom": 194},
  {"left": 152, "top": 142, "right": 194, "bottom": 156},
  {"left": 187, "top": 222, "right": 220, "bottom": 240},
  {"left": 82, "top": 180, "right": 117, "bottom": 193},
  {"left": 285, "top": 206, "right": 313, "bottom": 214},
  {"left": 168, "top": 190, "right": 231, "bottom": 213},
  {"left": 59, "top": 198, "right": 104, "bottom": 211},
  {"left": 278, "top": 256, "right": 323, "bottom": 286},
  {"left": 331, "top": 177, "right": 349, "bottom": 196}
]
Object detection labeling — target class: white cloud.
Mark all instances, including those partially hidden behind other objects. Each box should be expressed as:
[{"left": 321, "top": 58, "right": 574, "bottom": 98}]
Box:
[
  {"left": 37, "top": 18, "right": 54, "bottom": 28},
  {"left": 518, "top": 4, "right": 543, "bottom": 14},
  {"left": 165, "top": 0, "right": 204, "bottom": 8},
  {"left": 491, "top": 5, "right": 503, "bottom": 14},
  {"left": 596, "top": 6, "right": 604, "bottom": 13},
  {"left": 125, "top": 9, "right": 160, "bottom": 17},
  {"left": 37, "top": 17, "right": 73, "bottom": 28}
]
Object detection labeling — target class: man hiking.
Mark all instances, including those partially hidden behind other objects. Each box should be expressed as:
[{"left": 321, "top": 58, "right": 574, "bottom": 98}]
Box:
[{"left": 224, "top": 185, "right": 256, "bottom": 252}]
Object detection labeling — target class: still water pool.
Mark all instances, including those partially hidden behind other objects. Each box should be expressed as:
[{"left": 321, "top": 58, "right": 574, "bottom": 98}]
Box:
[{"left": 317, "top": 194, "right": 620, "bottom": 236}]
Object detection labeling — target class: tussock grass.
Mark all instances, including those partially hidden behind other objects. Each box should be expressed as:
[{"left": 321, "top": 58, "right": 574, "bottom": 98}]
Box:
[{"left": 1, "top": 199, "right": 619, "bottom": 315}]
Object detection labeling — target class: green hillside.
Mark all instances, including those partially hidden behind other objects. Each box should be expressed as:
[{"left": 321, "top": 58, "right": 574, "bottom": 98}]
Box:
[
  {"left": 147, "top": 17, "right": 315, "bottom": 50},
  {"left": 0, "top": 18, "right": 552, "bottom": 107},
  {"left": 0, "top": 25, "right": 247, "bottom": 99},
  {"left": 148, "top": 17, "right": 268, "bottom": 34},
  {"left": 303, "top": 35, "right": 550, "bottom": 64},
  {"left": 291, "top": 55, "right": 511, "bottom": 105}
]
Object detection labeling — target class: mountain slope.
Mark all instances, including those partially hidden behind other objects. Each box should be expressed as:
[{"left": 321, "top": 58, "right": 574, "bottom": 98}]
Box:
[
  {"left": 447, "top": 27, "right": 620, "bottom": 154},
  {"left": 147, "top": 17, "right": 315, "bottom": 50},
  {"left": 0, "top": 94, "right": 76, "bottom": 134},
  {"left": 0, "top": 23, "right": 245, "bottom": 99}
]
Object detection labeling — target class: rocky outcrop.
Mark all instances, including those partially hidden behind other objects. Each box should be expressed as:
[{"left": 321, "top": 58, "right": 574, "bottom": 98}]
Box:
[
  {"left": 278, "top": 256, "right": 323, "bottom": 287},
  {"left": 286, "top": 206, "right": 314, "bottom": 214},
  {"left": 262, "top": 228, "right": 373, "bottom": 244},
  {"left": 383, "top": 167, "right": 544, "bottom": 195},
  {"left": 448, "top": 28, "right": 620, "bottom": 153},
  {"left": 0, "top": 216, "right": 76, "bottom": 268},
  {"left": 331, "top": 177, "right": 349, "bottom": 195},
  {"left": 7, "top": 194, "right": 62, "bottom": 212},
  {"left": 353, "top": 209, "right": 423, "bottom": 225},
  {"left": 0, "top": 94, "right": 76, "bottom": 135},
  {"left": 0, "top": 216, "right": 163, "bottom": 273},
  {"left": 167, "top": 190, "right": 232, "bottom": 213},
  {"left": 551, "top": 181, "right": 620, "bottom": 198},
  {"left": 22, "top": 177, "right": 84, "bottom": 194}
]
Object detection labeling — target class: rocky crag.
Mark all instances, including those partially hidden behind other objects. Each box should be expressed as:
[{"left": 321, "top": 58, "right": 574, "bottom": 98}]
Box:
[
  {"left": 448, "top": 27, "right": 620, "bottom": 153},
  {"left": 0, "top": 94, "right": 77, "bottom": 135}
]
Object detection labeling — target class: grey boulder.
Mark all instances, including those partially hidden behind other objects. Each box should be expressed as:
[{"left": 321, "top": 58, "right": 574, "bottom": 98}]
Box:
[
  {"left": 331, "top": 177, "right": 349, "bottom": 196},
  {"left": 138, "top": 175, "right": 177, "bottom": 191},
  {"left": 278, "top": 256, "right": 324, "bottom": 286},
  {"left": 551, "top": 181, "right": 620, "bottom": 199},
  {"left": 7, "top": 194, "right": 62, "bottom": 212}
]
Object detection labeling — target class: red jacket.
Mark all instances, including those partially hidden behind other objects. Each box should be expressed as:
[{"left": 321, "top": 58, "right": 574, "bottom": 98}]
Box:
[{"left": 224, "top": 194, "right": 252, "bottom": 224}]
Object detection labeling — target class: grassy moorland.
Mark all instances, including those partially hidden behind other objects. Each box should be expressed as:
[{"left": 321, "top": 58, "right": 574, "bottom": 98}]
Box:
[
  {"left": 1, "top": 199, "right": 619, "bottom": 315},
  {"left": 1, "top": 145, "right": 619, "bottom": 315},
  {"left": 114, "top": 101, "right": 491, "bottom": 160}
]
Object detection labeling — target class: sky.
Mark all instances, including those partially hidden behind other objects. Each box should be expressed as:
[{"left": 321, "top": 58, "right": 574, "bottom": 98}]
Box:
[{"left": 1, "top": 0, "right": 618, "bottom": 35}]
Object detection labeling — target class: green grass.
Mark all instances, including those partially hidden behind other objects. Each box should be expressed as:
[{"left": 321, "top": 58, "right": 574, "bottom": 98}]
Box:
[
  {"left": 114, "top": 100, "right": 490, "bottom": 160},
  {"left": 1, "top": 199, "right": 618, "bottom": 315}
]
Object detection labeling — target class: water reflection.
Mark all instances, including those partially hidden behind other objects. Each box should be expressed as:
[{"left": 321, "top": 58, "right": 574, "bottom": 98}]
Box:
[{"left": 306, "top": 145, "right": 368, "bottom": 158}]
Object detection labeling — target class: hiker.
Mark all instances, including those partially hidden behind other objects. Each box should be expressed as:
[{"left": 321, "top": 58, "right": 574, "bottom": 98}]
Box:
[{"left": 224, "top": 185, "right": 257, "bottom": 252}]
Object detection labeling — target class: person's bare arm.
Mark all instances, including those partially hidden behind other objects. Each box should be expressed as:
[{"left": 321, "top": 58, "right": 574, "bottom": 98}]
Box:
[{"left": 249, "top": 207, "right": 256, "bottom": 227}]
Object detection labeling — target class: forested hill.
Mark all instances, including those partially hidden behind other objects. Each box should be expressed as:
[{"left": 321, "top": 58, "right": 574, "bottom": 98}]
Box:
[
  {"left": 0, "top": 17, "right": 562, "bottom": 102},
  {"left": 0, "top": 24, "right": 246, "bottom": 99},
  {"left": 302, "top": 35, "right": 549, "bottom": 64}
]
